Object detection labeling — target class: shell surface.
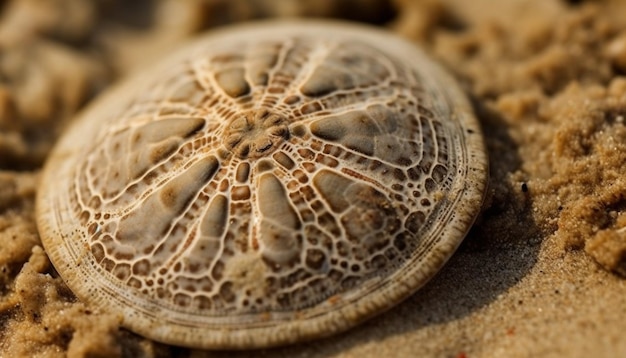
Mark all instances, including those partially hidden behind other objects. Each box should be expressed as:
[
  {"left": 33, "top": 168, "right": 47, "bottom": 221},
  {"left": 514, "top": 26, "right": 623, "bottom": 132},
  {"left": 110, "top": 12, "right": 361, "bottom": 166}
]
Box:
[{"left": 36, "top": 21, "right": 488, "bottom": 349}]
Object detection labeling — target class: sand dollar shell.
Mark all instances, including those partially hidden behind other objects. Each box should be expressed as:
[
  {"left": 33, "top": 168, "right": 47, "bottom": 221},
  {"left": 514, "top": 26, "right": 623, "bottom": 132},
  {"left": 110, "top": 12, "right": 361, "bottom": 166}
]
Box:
[{"left": 36, "top": 20, "right": 488, "bottom": 349}]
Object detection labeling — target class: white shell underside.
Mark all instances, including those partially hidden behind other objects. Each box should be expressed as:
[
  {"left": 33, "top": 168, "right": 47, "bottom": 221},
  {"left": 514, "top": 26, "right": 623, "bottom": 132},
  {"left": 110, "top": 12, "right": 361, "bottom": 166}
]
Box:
[{"left": 36, "top": 20, "right": 488, "bottom": 349}]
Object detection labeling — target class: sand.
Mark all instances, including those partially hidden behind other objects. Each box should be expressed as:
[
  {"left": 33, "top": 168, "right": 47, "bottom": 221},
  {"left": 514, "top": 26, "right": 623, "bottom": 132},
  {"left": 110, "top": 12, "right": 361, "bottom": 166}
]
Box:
[{"left": 1, "top": 0, "right": 626, "bottom": 357}]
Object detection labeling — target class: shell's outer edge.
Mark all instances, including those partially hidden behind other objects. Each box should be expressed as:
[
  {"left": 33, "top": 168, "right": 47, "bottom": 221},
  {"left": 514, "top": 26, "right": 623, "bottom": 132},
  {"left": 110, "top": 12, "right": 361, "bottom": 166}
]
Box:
[{"left": 36, "top": 19, "right": 489, "bottom": 349}]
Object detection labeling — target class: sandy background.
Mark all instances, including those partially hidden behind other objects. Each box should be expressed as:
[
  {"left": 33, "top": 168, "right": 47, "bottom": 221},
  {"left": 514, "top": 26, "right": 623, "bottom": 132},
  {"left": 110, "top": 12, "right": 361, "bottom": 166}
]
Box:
[{"left": 1, "top": 0, "right": 626, "bottom": 357}]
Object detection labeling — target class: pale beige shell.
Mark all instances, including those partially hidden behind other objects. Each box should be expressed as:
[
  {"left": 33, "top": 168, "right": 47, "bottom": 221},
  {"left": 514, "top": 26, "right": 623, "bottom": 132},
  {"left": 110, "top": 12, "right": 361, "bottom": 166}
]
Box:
[{"left": 36, "top": 20, "right": 488, "bottom": 349}]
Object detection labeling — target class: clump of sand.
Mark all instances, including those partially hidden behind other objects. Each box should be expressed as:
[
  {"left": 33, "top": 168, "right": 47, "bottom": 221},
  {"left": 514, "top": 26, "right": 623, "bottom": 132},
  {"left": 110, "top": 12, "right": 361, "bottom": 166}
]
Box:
[{"left": 421, "top": 1, "right": 626, "bottom": 275}]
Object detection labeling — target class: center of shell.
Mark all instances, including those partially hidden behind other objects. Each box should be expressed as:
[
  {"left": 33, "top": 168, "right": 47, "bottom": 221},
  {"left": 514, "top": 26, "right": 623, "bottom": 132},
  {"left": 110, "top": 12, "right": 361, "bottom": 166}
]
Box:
[{"left": 222, "top": 109, "right": 289, "bottom": 159}]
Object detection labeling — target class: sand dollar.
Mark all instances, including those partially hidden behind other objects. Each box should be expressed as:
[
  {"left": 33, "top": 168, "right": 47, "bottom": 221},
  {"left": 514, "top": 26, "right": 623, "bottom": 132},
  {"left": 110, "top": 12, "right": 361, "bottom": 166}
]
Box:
[{"left": 36, "top": 20, "right": 488, "bottom": 349}]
